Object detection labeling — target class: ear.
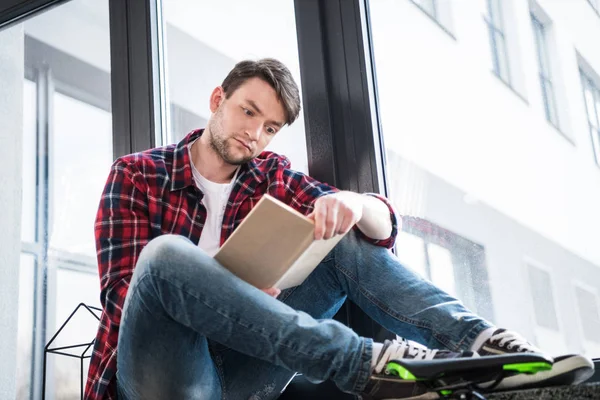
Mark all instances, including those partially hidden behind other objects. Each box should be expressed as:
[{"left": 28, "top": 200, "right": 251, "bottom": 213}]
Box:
[{"left": 209, "top": 86, "right": 225, "bottom": 113}]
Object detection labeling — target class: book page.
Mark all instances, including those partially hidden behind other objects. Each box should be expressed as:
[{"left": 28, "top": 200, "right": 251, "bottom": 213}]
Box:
[{"left": 274, "top": 233, "right": 347, "bottom": 290}]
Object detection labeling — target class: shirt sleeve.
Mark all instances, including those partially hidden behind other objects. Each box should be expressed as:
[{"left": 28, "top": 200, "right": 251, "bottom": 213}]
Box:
[
  {"left": 95, "top": 158, "right": 151, "bottom": 326},
  {"left": 280, "top": 168, "right": 399, "bottom": 249}
]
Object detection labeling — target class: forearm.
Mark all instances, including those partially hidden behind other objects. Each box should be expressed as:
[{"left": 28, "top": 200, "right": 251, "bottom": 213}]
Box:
[{"left": 356, "top": 193, "right": 393, "bottom": 240}]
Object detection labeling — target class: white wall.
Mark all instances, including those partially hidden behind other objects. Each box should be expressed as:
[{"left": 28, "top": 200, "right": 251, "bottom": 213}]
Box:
[
  {"left": 0, "top": 24, "right": 24, "bottom": 400},
  {"left": 371, "top": 0, "right": 600, "bottom": 267}
]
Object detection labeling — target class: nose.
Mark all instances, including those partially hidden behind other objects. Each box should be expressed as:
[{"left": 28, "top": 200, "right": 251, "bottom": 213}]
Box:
[{"left": 245, "top": 121, "right": 262, "bottom": 142}]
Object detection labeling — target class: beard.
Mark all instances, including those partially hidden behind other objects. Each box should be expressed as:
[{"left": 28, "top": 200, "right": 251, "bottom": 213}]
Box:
[{"left": 207, "top": 107, "right": 255, "bottom": 165}]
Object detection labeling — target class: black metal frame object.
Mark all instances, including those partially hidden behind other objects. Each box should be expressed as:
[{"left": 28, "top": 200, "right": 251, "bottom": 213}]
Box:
[{"left": 42, "top": 303, "right": 102, "bottom": 400}]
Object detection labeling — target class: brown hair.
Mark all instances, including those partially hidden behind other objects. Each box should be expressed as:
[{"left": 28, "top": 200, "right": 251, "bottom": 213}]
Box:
[{"left": 221, "top": 58, "right": 301, "bottom": 126}]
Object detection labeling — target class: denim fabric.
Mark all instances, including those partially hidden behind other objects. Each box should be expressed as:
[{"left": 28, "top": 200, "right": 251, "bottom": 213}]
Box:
[{"left": 116, "top": 231, "right": 492, "bottom": 400}]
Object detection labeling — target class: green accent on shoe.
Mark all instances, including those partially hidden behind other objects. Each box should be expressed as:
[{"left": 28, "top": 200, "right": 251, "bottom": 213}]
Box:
[
  {"left": 385, "top": 362, "right": 417, "bottom": 380},
  {"left": 440, "top": 389, "right": 453, "bottom": 395},
  {"left": 503, "top": 361, "right": 552, "bottom": 374}
]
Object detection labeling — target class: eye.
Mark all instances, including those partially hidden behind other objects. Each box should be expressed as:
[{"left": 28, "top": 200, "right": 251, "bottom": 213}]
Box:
[
  {"left": 266, "top": 126, "right": 276, "bottom": 134},
  {"left": 243, "top": 107, "right": 254, "bottom": 116}
]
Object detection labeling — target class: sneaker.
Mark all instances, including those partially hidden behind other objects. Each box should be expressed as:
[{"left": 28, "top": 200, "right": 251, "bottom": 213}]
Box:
[
  {"left": 360, "top": 338, "right": 478, "bottom": 399},
  {"left": 477, "top": 328, "right": 595, "bottom": 390}
]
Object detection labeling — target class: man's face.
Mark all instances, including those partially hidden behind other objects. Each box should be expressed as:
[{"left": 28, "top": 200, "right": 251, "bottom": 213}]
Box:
[{"left": 207, "top": 77, "right": 287, "bottom": 165}]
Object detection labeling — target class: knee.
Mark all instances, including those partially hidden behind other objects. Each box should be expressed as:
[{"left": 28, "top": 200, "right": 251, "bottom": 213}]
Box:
[{"left": 134, "top": 234, "right": 196, "bottom": 278}]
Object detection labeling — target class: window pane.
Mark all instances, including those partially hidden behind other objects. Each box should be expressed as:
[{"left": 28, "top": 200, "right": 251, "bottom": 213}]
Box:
[
  {"left": 412, "top": 0, "right": 437, "bottom": 19},
  {"left": 427, "top": 243, "right": 457, "bottom": 298},
  {"left": 532, "top": 17, "right": 550, "bottom": 78},
  {"left": 22, "top": 79, "right": 37, "bottom": 243},
  {"left": 487, "top": 0, "right": 503, "bottom": 29},
  {"left": 162, "top": 0, "right": 309, "bottom": 173},
  {"left": 541, "top": 78, "right": 558, "bottom": 127},
  {"left": 50, "top": 93, "right": 112, "bottom": 257},
  {"left": 575, "top": 286, "right": 600, "bottom": 343},
  {"left": 397, "top": 231, "right": 427, "bottom": 278},
  {"left": 53, "top": 268, "right": 101, "bottom": 400},
  {"left": 370, "top": 1, "right": 600, "bottom": 356},
  {"left": 528, "top": 265, "right": 559, "bottom": 331},
  {"left": 494, "top": 32, "right": 510, "bottom": 83},
  {"left": 16, "top": 254, "right": 36, "bottom": 400}
]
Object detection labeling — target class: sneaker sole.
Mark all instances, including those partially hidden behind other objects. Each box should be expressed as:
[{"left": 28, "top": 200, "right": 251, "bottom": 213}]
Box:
[
  {"left": 380, "top": 393, "right": 440, "bottom": 400},
  {"left": 482, "top": 354, "right": 594, "bottom": 391}
]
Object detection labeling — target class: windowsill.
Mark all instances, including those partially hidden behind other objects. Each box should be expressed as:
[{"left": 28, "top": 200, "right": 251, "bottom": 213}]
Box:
[
  {"left": 490, "top": 70, "right": 529, "bottom": 105},
  {"left": 587, "top": 0, "right": 600, "bottom": 18},
  {"left": 487, "top": 382, "right": 600, "bottom": 399},
  {"left": 542, "top": 119, "right": 576, "bottom": 146},
  {"left": 409, "top": 2, "right": 456, "bottom": 41}
]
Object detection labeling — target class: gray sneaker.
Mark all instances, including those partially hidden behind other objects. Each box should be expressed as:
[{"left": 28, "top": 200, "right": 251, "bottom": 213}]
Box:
[
  {"left": 477, "top": 329, "right": 595, "bottom": 390},
  {"left": 360, "top": 338, "right": 478, "bottom": 400}
]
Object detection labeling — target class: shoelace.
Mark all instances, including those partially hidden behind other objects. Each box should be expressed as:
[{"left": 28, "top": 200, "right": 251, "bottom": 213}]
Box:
[
  {"left": 489, "top": 330, "right": 541, "bottom": 352},
  {"left": 374, "top": 338, "right": 439, "bottom": 374}
]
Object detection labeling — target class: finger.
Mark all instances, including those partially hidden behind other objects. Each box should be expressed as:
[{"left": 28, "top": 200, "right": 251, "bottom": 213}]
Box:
[
  {"left": 337, "top": 212, "right": 352, "bottom": 235},
  {"left": 262, "top": 288, "right": 281, "bottom": 298},
  {"left": 313, "top": 206, "right": 327, "bottom": 240},
  {"left": 324, "top": 204, "right": 338, "bottom": 240}
]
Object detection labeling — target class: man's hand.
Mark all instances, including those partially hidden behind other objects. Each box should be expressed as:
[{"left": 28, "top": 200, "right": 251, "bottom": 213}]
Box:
[
  {"left": 307, "top": 191, "right": 364, "bottom": 240},
  {"left": 261, "top": 287, "right": 281, "bottom": 298}
]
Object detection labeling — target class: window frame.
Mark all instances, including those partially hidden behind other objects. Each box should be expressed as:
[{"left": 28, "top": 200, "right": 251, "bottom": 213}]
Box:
[
  {"left": 485, "top": 0, "right": 511, "bottom": 85},
  {"left": 580, "top": 69, "right": 600, "bottom": 167},
  {"left": 531, "top": 13, "right": 560, "bottom": 129}
]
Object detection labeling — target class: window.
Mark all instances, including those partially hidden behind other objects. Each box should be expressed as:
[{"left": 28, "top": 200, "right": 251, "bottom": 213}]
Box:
[
  {"left": 369, "top": 0, "right": 600, "bottom": 357},
  {"left": 574, "top": 283, "right": 600, "bottom": 356},
  {"left": 588, "top": 0, "right": 600, "bottom": 15},
  {"left": 581, "top": 69, "right": 600, "bottom": 166},
  {"left": 527, "top": 263, "right": 559, "bottom": 331},
  {"left": 410, "top": 0, "right": 454, "bottom": 36},
  {"left": 411, "top": 0, "right": 437, "bottom": 19},
  {"left": 531, "top": 14, "right": 559, "bottom": 128},
  {"left": 15, "top": 1, "right": 110, "bottom": 397},
  {"left": 161, "top": 0, "right": 310, "bottom": 173},
  {"left": 400, "top": 216, "right": 494, "bottom": 321},
  {"left": 485, "top": 0, "right": 510, "bottom": 84}
]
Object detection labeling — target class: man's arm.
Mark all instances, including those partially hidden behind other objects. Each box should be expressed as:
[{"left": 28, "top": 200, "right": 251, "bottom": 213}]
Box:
[
  {"left": 279, "top": 168, "right": 399, "bottom": 249},
  {"left": 95, "top": 158, "right": 151, "bottom": 326},
  {"left": 308, "top": 190, "right": 396, "bottom": 241}
]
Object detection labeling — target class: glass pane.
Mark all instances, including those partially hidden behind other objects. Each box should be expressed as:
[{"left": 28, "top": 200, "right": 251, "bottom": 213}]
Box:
[
  {"left": 50, "top": 92, "right": 112, "bottom": 257},
  {"left": 494, "top": 32, "right": 510, "bottom": 83},
  {"left": 397, "top": 231, "right": 427, "bottom": 278},
  {"left": 162, "top": 0, "right": 310, "bottom": 173},
  {"left": 370, "top": 1, "right": 600, "bottom": 357},
  {"left": 528, "top": 265, "right": 559, "bottom": 330},
  {"left": 584, "top": 84, "right": 597, "bottom": 128},
  {"left": 574, "top": 286, "right": 600, "bottom": 343},
  {"left": 487, "top": 0, "right": 503, "bottom": 29},
  {"left": 53, "top": 268, "right": 101, "bottom": 399},
  {"left": 412, "top": 0, "right": 437, "bottom": 19},
  {"left": 532, "top": 17, "right": 550, "bottom": 78},
  {"left": 427, "top": 243, "right": 457, "bottom": 298},
  {"left": 22, "top": 79, "right": 37, "bottom": 243},
  {"left": 16, "top": 254, "right": 36, "bottom": 400},
  {"left": 542, "top": 79, "right": 559, "bottom": 127}
]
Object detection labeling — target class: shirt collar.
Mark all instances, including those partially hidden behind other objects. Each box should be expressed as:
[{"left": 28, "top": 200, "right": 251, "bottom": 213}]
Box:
[{"left": 170, "top": 129, "right": 269, "bottom": 191}]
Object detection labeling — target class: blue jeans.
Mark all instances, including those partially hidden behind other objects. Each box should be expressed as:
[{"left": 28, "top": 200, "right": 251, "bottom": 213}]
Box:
[{"left": 116, "top": 231, "right": 492, "bottom": 400}]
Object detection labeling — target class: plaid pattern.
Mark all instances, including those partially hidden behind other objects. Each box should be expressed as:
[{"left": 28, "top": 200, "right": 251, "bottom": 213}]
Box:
[{"left": 85, "top": 129, "right": 398, "bottom": 399}]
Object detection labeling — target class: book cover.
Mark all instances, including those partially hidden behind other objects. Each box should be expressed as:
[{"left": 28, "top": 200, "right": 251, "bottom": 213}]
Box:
[{"left": 214, "top": 194, "right": 347, "bottom": 290}]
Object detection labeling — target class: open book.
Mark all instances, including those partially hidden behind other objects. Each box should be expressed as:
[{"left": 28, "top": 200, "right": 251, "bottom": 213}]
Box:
[{"left": 214, "top": 194, "right": 348, "bottom": 290}]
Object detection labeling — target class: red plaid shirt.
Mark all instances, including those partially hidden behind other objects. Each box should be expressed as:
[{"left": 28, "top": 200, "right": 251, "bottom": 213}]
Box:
[{"left": 85, "top": 129, "right": 398, "bottom": 400}]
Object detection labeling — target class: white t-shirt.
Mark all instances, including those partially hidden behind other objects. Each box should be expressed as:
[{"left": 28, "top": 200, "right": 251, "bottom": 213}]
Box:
[{"left": 189, "top": 142, "right": 238, "bottom": 257}]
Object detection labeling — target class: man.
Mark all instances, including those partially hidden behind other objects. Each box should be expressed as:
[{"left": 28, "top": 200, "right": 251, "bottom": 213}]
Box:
[{"left": 86, "top": 58, "right": 593, "bottom": 400}]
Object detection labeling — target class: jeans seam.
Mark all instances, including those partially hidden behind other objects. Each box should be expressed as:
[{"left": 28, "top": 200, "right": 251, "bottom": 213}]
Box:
[
  {"left": 142, "top": 271, "right": 331, "bottom": 360},
  {"left": 333, "top": 262, "right": 462, "bottom": 350}
]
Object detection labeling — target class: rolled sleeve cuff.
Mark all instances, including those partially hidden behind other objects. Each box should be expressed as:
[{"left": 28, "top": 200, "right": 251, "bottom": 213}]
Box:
[{"left": 355, "top": 193, "right": 399, "bottom": 249}]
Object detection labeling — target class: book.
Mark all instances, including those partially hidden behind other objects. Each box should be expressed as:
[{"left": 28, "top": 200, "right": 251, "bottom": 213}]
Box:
[{"left": 214, "top": 194, "right": 348, "bottom": 290}]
